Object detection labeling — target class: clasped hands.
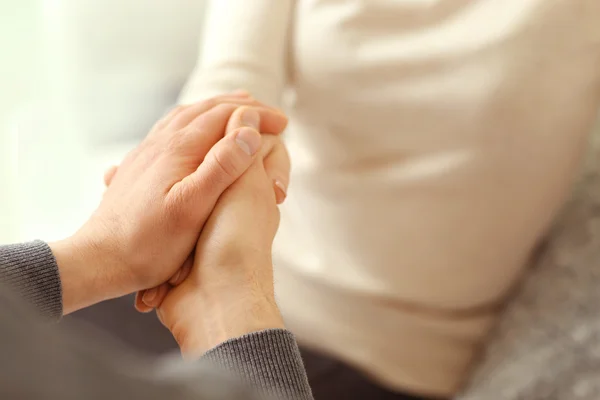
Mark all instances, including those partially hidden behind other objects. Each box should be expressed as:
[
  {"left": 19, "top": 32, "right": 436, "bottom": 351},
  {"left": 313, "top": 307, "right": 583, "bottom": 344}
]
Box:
[{"left": 50, "top": 92, "right": 289, "bottom": 356}]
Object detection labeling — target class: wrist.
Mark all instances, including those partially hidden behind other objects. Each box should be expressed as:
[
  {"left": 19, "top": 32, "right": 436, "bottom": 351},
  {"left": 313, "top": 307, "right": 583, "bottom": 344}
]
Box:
[
  {"left": 168, "top": 283, "right": 285, "bottom": 358},
  {"left": 49, "top": 232, "right": 124, "bottom": 315}
]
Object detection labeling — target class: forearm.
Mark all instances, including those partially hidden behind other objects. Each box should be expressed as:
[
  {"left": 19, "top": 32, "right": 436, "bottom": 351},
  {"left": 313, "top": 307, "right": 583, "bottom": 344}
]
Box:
[
  {"left": 0, "top": 237, "right": 125, "bottom": 318},
  {"left": 49, "top": 236, "right": 123, "bottom": 315},
  {"left": 0, "top": 279, "right": 311, "bottom": 400},
  {"left": 179, "top": 0, "right": 293, "bottom": 106},
  {"left": 0, "top": 242, "right": 312, "bottom": 398}
]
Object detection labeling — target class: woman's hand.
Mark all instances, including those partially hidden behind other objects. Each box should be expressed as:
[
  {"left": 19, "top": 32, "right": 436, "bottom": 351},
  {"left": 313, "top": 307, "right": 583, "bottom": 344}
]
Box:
[
  {"left": 50, "top": 94, "right": 288, "bottom": 315},
  {"left": 155, "top": 134, "right": 287, "bottom": 357}
]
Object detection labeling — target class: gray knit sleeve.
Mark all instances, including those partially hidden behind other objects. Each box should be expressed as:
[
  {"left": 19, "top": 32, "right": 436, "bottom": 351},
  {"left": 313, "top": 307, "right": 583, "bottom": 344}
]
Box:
[
  {"left": 202, "top": 330, "right": 313, "bottom": 400},
  {"left": 0, "top": 240, "right": 62, "bottom": 319},
  {"left": 0, "top": 242, "right": 313, "bottom": 399}
]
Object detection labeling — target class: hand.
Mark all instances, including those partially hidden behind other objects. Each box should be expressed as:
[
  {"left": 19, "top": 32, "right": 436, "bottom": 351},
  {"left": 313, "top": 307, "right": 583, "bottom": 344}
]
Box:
[
  {"left": 157, "top": 135, "right": 287, "bottom": 357},
  {"left": 104, "top": 97, "right": 290, "bottom": 312},
  {"left": 50, "top": 94, "right": 288, "bottom": 315},
  {"left": 133, "top": 130, "right": 290, "bottom": 314},
  {"left": 103, "top": 93, "right": 289, "bottom": 206}
]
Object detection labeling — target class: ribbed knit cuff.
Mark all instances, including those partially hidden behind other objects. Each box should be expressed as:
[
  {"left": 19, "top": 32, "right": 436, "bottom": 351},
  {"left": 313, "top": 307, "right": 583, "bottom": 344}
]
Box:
[
  {"left": 0, "top": 240, "right": 63, "bottom": 320},
  {"left": 203, "top": 329, "right": 313, "bottom": 400}
]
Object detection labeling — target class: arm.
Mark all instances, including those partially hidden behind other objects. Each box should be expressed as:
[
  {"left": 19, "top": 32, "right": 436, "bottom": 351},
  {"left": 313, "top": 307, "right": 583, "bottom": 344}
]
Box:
[
  {"left": 0, "top": 217, "right": 309, "bottom": 399},
  {"left": 46, "top": 97, "right": 286, "bottom": 316},
  {"left": 0, "top": 277, "right": 312, "bottom": 400},
  {"left": 0, "top": 97, "right": 311, "bottom": 398},
  {"left": 179, "top": 0, "right": 294, "bottom": 107}
]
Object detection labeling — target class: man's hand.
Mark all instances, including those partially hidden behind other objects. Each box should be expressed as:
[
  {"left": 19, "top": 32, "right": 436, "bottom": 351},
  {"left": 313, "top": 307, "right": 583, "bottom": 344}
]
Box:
[
  {"left": 124, "top": 103, "right": 290, "bottom": 312},
  {"left": 50, "top": 94, "right": 288, "bottom": 315},
  {"left": 156, "top": 135, "right": 287, "bottom": 357}
]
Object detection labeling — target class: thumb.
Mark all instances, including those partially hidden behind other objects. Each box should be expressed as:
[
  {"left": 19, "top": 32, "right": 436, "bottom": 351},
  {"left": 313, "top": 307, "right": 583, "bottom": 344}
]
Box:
[
  {"left": 168, "top": 127, "right": 262, "bottom": 219},
  {"left": 228, "top": 107, "right": 290, "bottom": 204}
]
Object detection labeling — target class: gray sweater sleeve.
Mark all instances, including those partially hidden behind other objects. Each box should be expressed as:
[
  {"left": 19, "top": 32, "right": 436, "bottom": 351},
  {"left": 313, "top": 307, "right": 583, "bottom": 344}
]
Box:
[
  {"left": 0, "top": 241, "right": 313, "bottom": 400},
  {"left": 0, "top": 241, "right": 62, "bottom": 319}
]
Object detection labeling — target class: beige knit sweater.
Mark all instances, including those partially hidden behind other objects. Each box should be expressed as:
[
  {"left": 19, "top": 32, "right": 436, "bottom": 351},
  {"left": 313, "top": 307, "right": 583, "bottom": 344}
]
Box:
[
  {"left": 181, "top": 1, "right": 600, "bottom": 396},
  {"left": 460, "top": 123, "right": 600, "bottom": 400}
]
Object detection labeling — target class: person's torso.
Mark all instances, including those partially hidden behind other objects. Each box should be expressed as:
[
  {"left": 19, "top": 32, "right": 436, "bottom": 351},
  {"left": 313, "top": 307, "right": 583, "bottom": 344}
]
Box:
[
  {"left": 274, "top": 0, "right": 600, "bottom": 395},
  {"left": 459, "top": 123, "right": 600, "bottom": 400}
]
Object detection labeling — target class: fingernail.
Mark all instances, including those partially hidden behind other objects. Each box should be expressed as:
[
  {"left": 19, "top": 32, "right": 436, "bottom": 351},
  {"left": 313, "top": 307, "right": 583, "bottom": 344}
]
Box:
[
  {"left": 241, "top": 109, "right": 260, "bottom": 130},
  {"left": 236, "top": 128, "right": 262, "bottom": 156},
  {"left": 143, "top": 288, "right": 157, "bottom": 304},
  {"left": 274, "top": 180, "right": 288, "bottom": 204}
]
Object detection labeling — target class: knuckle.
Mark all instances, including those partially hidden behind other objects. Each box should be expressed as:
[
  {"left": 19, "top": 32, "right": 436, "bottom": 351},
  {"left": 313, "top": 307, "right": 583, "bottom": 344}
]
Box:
[
  {"left": 165, "top": 184, "right": 185, "bottom": 214},
  {"left": 181, "top": 122, "right": 203, "bottom": 138},
  {"left": 210, "top": 147, "right": 243, "bottom": 181},
  {"left": 211, "top": 102, "right": 236, "bottom": 118},
  {"left": 165, "top": 104, "right": 184, "bottom": 120},
  {"left": 165, "top": 131, "right": 186, "bottom": 153},
  {"left": 186, "top": 111, "right": 210, "bottom": 131},
  {"left": 165, "top": 185, "right": 199, "bottom": 227},
  {"left": 154, "top": 105, "right": 184, "bottom": 130},
  {"left": 186, "top": 103, "right": 233, "bottom": 130},
  {"left": 201, "top": 97, "right": 217, "bottom": 111}
]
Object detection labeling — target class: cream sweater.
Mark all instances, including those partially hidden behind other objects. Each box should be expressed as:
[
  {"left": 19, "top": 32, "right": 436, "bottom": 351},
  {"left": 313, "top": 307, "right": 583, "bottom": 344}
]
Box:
[
  {"left": 180, "top": 0, "right": 600, "bottom": 396},
  {"left": 459, "top": 122, "right": 600, "bottom": 399}
]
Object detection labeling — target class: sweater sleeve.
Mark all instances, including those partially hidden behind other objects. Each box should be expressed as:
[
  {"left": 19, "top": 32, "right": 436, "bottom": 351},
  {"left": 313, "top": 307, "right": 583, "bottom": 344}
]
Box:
[
  {"left": 0, "top": 240, "right": 62, "bottom": 319},
  {"left": 0, "top": 242, "right": 313, "bottom": 399},
  {"left": 202, "top": 330, "right": 313, "bottom": 400},
  {"left": 178, "top": 0, "right": 294, "bottom": 107}
]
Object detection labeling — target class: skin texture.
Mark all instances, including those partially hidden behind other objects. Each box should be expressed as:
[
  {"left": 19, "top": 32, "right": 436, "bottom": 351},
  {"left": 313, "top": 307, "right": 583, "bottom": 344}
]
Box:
[
  {"left": 51, "top": 93, "right": 289, "bottom": 315},
  {"left": 158, "top": 138, "right": 286, "bottom": 356},
  {"left": 136, "top": 131, "right": 289, "bottom": 314},
  {"left": 104, "top": 94, "right": 291, "bottom": 314}
]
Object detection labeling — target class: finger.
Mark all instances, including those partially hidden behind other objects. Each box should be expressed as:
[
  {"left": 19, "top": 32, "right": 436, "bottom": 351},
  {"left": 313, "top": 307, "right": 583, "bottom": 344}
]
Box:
[
  {"left": 157, "top": 104, "right": 245, "bottom": 179},
  {"left": 225, "top": 106, "right": 259, "bottom": 137},
  {"left": 160, "top": 104, "right": 247, "bottom": 178},
  {"left": 229, "top": 89, "right": 252, "bottom": 97},
  {"left": 188, "top": 103, "right": 288, "bottom": 136},
  {"left": 155, "top": 104, "right": 260, "bottom": 189},
  {"left": 157, "top": 91, "right": 251, "bottom": 129},
  {"left": 179, "top": 90, "right": 252, "bottom": 106},
  {"left": 168, "top": 255, "right": 194, "bottom": 286},
  {"left": 141, "top": 282, "right": 171, "bottom": 309},
  {"left": 134, "top": 291, "right": 154, "bottom": 313},
  {"left": 153, "top": 105, "right": 185, "bottom": 130},
  {"left": 198, "top": 159, "right": 281, "bottom": 250},
  {"left": 103, "top": 165, "right": 118, "bottom": 187},
  {"left": 262, "top": 137, "right": 291, "bottom": 204},
  {"left": 137, "top": 257, "right": 193, "bottom": 313},
  {"left": 167, "top": 127, "right": 262, "bottom": 221},
  {"left": 167, "top": 96, "right": 283, "bottom": 131},
  {"left": 226, "top": 110, "right": 290, "bottom": 203},
  {"left": 170, "top": 104, "right": 286, "bottom": 164}
]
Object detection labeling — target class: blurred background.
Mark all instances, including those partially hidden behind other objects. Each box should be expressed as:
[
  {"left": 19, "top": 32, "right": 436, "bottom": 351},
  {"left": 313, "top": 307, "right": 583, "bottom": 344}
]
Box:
[
  {"left": 0, "top": 0, "right": 207, "bottom": 245},
  {"left": 1, "top": 1, "right": 216, "bottom": 352}
]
